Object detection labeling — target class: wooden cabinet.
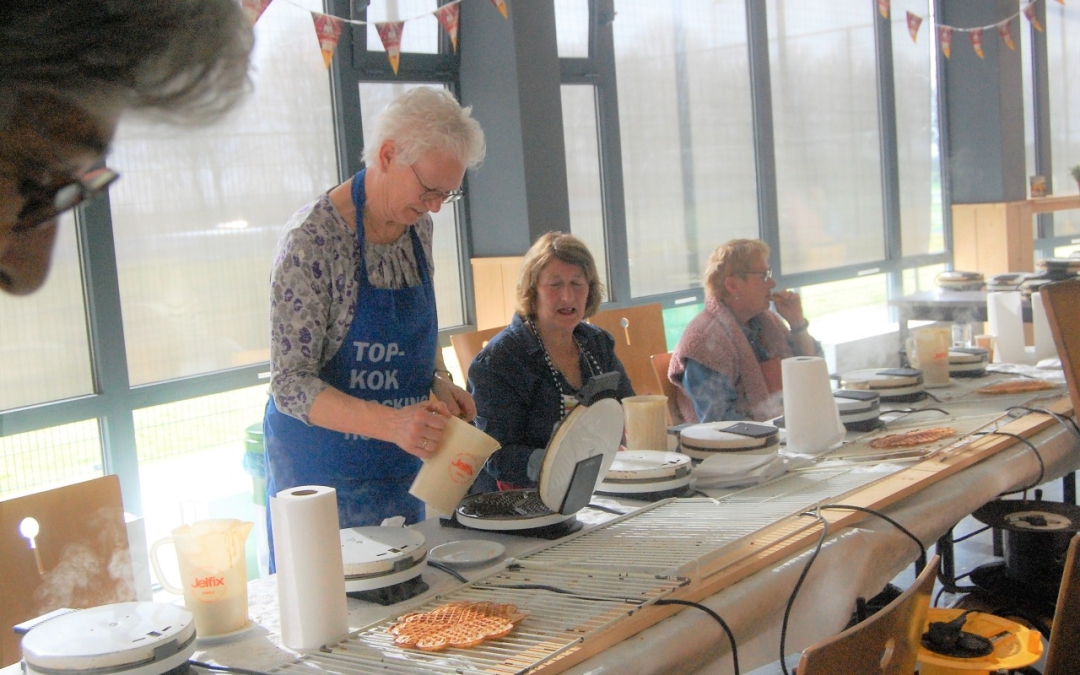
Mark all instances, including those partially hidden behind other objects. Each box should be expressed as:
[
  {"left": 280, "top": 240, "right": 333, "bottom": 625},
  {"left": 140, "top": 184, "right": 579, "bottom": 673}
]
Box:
[
  {"left": 952, "top": 195, "right": 1080, "bottom": 276},
  {"left": 470, "top": 256, "right": 523, "bottom": 330}
]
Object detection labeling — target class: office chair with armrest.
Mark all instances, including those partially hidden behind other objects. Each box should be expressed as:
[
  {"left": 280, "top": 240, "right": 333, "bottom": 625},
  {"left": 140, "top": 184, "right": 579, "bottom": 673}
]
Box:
[{"left": 450, "top": 325, "right": 504, "bottom": 383}]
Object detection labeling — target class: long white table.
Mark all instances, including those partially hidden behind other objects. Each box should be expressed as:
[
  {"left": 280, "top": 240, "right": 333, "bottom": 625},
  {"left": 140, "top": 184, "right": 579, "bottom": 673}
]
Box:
[{"left": 6, "top": 377, "right": 1078, "bottom": 675}]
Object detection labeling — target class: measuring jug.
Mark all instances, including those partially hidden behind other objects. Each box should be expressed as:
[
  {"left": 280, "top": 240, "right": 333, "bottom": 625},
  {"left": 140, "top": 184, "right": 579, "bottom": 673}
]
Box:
[
  {"left": 905, "top": 326, "right": 951, "bottom": 387},
  {"left": 150, "top": 518, "right": 253, "bottom": 637}
]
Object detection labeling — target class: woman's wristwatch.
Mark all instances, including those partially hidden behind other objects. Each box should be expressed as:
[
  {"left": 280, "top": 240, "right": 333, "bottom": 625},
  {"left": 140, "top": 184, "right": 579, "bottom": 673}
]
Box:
[
  {"left": 433, "top": 367, "right": 454, "bottom": 383},
  {"left": 789, "top": 319, "right": 810, "bottom": 334}
]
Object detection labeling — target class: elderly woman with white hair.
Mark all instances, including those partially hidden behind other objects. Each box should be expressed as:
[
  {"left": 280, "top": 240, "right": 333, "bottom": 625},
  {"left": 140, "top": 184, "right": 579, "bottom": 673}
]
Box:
[
  {"left": 264, "top": 88, "right": 486, "bottom": 550},
  {"left": 669, "top": 239, "right": 820, "bottom": 424}
]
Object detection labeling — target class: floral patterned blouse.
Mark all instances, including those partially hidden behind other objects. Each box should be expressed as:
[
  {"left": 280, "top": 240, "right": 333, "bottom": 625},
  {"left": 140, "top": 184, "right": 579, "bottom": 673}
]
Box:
[{"left": 269, "top": 192, "right": 435, "bottom": 423}]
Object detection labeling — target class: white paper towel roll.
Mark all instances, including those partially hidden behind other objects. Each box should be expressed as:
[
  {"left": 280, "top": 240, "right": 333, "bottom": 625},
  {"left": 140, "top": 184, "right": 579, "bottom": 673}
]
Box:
[
  {"left": 270, "top": 485, "right": 348, "bottom": 650},
  {"left": 1031, "top": 291, "right": 1058, "bottom": 361},
  {"left": 781, "top": 356, "right": 845, "bottom": 456},
  {"left": 987, "top": 291, "right": 1027, "bottom": 364}
]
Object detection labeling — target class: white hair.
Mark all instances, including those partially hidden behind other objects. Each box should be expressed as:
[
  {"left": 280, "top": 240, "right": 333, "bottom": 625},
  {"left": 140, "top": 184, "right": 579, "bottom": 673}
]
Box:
[{"left": 362, "top": 87, "right": 486, "bottom": 169}]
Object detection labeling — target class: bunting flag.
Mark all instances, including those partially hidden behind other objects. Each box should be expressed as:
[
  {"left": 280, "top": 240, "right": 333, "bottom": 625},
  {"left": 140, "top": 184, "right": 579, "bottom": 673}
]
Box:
[
  {"left": 1023, "top": 3, "right": 1045, "bottom": 31},
  {"left": 376, "top": 21, "right": 405, "bottom": 74},
  {"left": 969, "top": 28, "right": 985, "bottom": 58},
  {"left": 434, "top": 4, "right": 460, "bottom": 52},
  {"left": 906, "top": 11, "right": 923, "bottom": 43},
  {"left": 311, "top": 12, "right": 343, "bottom": 69},
  {"left": 489, "top": 0, "right": 508, "bottom": 19},
  {"left": 938, "top": 25, "right": 953, "bottom": 59},
  {"left": 998, "top": 21, "right": 1016, "bottom": 50},
  {"left": 242, "top": 0, "right": 274, "bottom": 25},
  {"left": 878, "top": 0, "right": 890, "bottom": 20}
]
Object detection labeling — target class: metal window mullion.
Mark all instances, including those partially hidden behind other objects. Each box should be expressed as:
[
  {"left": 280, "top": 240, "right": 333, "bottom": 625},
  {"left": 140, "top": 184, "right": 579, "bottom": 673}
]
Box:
[
  {"left": 745, "top": 0, "right": 781, "bottom": 274},
  {"left": 328, "top": 0, "right": 366, "bottom": 180},
  {"left": 76, "top": 194, "right": 142, "bottom": 515},
  {"left": 1030, "top": 0, "right": 1054, "bottom": 252},
  {"left": 873, "top": 0, "right": 904, "bottom": 312}
]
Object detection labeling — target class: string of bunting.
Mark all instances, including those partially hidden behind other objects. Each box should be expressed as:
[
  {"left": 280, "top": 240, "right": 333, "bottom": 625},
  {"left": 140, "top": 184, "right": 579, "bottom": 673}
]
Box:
[
  {"left": 241, "top": 0, "right": 508, "bottom": 72},
  {"left": 878, "top": 0, "right": 1065, "bottom": 60}
]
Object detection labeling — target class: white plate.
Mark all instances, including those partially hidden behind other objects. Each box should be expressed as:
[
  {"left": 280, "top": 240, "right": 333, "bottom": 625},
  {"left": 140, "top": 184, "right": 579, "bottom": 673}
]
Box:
[{"left": 428, "top": 540, "right": 505, "bottom": 567}]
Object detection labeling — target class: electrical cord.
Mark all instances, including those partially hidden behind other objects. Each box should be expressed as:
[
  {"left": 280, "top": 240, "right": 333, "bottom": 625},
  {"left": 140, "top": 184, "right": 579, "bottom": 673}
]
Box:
[
  {"left": 427, "top": 559, "right": 469, "bottom": 582},
  {"left": 972, "top": 430, "right": 1045, "bottom": 496},
  {"left": 587, "top": 502, "right": 627, "bottom": 515},
  {"left": 883, "top": 407, "right": 950, "bottom": 425},
  {"left": 779, "top": 509, "right": 828, "bottom": 675},
  {"left": 1007, "top": 405, "right": 1080, "bottom": 440},
  {"left": 814, "top": 504, "right": 927, "bottom": 573},
  {"left": 190, "top": 661, "right": 276, "bottom": 675},
  {"left": 655, "top": 599, "right": 739, "bottom": 675}
]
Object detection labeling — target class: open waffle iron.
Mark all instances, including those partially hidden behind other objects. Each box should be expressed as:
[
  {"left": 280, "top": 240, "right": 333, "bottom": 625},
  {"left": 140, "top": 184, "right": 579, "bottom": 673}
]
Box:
[{"left": 453, "top": 397, "right": 624, "bottom": 533}]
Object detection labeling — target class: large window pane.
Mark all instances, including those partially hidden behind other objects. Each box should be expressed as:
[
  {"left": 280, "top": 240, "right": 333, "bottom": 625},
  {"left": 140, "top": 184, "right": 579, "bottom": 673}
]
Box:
[
  {"left": 365, "top": 1, "right": 440, "bottom": 55},
  {"left": 1047, "top": 3, "right": 1080, "bottom": 235},
  {"left": 110, "top": 0, "right": 337, "bottom": 385},
  {"left": 358, "top": 83, "right": 466, "bottom": 328},
  {"left": 769, "top": 0, "right": 884, "bottom": 274},
  {"left": 0, "top": 213, "right": 93, "bottom": 411},
  {"left": 893, "top": 1, "right": 944, "bottom": 257},
  {"left": 614, "top": 0, "right": 757, "bottom": 297},
  {"left": 0, "top": 421, "right": 102, "bottom": 499},
  {"left": 561, "top": 85, "right": 609, "bottom": 300},
  {"left": 555, "top": 0, "right": 590, "bottom": 57}
]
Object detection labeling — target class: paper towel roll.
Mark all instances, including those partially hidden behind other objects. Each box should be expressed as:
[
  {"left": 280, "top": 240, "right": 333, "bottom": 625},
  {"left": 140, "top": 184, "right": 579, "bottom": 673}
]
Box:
[
  {"left": 1031, "top": 291, "right": 1057, "bottom": 361},
  {"left": 270, "top": 485, "right": 348, "bottom": 650},
  {"left": 781, "top": 356, "right": 845, "bottom": 456},
  {"left": 987, "top": 291, "right": 1027, "bottom": 364}
]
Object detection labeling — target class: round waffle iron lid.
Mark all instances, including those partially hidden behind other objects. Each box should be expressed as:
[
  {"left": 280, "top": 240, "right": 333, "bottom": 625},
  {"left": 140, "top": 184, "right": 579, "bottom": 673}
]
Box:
[
  {"left": 21, "top": 602, "right": 196, "bottom": 675},
  {"left": 340, "top": 525, "right": 427, "bottom": 577},
  {"left": 603, "top": 449, "right": 691, "bottom": 481},
  {"left": 538, "top": 397, "right": 624, "bottom": 512},
  {"left": 679, "top": 420, "right": 779, "bottom": 451},
  {"left": 950, "top": 348, "right": 990, "bottom": 364},
  {"left": 840, "top": 367, "right": 924, "bottom": 389}
]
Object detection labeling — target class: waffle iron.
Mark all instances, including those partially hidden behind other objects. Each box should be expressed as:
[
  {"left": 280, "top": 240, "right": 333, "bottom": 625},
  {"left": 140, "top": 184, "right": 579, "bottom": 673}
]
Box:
[
  {"left": 839, "top": 367, "right": 926, "bottom": 402},
  {"left": 21, "top": 603, "right": 196, "bottom": 675},
  {"left": 454, "top": 398, "right": 624, "bottom": 532},
  {"left": 677, "top": 421, "right": 780, "bottom": 461},
  {"left": 595, "top": 450, "right": 693, "bottom": 498},
  {"left": 949, "top": 347, "right": 990, "bottom": 377},
  {"left": 340, "top": 525, "right": 429, "bottom": 604}
]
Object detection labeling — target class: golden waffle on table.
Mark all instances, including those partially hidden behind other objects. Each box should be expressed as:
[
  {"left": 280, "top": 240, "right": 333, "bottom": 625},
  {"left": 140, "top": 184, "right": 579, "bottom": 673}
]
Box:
[
  {"left": 976, "top": 378, "right": 1057, "bottom": 395},
  {"left": 389, "top": 601, "right": 527, "bottom": 651}
]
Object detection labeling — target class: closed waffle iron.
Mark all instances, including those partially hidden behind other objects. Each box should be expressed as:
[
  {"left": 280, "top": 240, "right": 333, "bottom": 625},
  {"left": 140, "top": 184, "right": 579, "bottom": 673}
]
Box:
[
  {"left": 595, "top": 450, "right": 693, "bottom": 498},
  {"left": 454, "top": 397, "right": 624, "bottom": 533},
  {"left": 839, "top": 367, "right": 926, "bottom": 402},
  {"left": 677, "top": 421, "right": 780, "bottom": 461},
  {"left": 949, "top": 347, "right": 990, "bottom": 377},
  {"left": 340, "top": 525, "right": 429, "bottom": 604}
]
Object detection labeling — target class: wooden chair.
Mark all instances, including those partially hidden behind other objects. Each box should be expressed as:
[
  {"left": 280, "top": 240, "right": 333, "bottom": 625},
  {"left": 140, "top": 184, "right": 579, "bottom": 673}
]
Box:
[
  {"left": 795, "top": 554, "right": 938, "bottom": 675},
  {"left": 589, "top": 303, "right": 668, "bottom": 397},
  {"left": 1042, "top": 533, "right": 1080, "bottom": 675},
  {"left": 450, "top": 325, "right": 504, "bottom": 382},
  {"left": 1040, "top": 279, "right": 1080, "bottom": 413},
  {"left": 0, "top": 475, "right": 135, "bottom": 667},
  {"left": 650, "top": 351, "right": 684, "bottom": 426}
]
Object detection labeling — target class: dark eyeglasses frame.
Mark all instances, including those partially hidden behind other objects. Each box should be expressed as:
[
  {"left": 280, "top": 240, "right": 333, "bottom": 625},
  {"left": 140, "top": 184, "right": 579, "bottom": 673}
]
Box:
[
  {"left": 409, "top": 164, "right": 463, "bottom": 204},
  {"left": 14, "top": 166, "right": 120, "bottom": 233}
]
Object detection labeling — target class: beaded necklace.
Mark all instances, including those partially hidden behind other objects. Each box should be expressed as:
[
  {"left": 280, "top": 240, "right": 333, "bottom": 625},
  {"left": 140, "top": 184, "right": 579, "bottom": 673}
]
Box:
[{"left": 526, "top": 318, "right": 603, "bottom": 420}]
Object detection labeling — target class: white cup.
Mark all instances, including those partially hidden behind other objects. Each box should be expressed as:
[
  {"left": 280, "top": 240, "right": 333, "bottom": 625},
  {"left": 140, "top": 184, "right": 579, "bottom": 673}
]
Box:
[
  {"left": 623, "top": 395, "right": 669, "bottom": 450},
  {"left": 409, "top": 416, "right": 501, "bottom": 515},
  {"left": 906, "top": 326, "right": 951, "bottom": 387}
]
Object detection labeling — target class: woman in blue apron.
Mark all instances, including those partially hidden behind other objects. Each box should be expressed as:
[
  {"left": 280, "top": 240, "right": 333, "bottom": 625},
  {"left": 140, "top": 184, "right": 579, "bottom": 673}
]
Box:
[{"left": 263, "top": 88, "right": 486, "bottom": 569}]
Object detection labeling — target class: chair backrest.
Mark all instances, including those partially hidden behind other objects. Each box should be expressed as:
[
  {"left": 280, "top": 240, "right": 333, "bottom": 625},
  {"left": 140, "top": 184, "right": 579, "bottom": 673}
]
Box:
[
  {"left": 1040, "top": 279, "right": 1080, "bottom": 413},
  {"left": 451, "top": 325, "right": 505, "bottom": 382},
  {"left": 1043, "top": 533, "right": 1080, "bottom": 675},
  {"left": 797, "top": 555, "right": 938, "bottom": 675},
  {"left": 0, "top": 475, "right": 135, "bottom": 667},
  {"left": 589, "top": 303, "right": 667, "bottom": 397},
  {"left": 650, "top": 352, "right": 684, "bottom": 426}
]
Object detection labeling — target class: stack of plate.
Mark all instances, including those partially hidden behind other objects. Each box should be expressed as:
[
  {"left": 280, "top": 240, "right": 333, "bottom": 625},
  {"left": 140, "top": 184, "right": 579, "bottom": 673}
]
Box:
[
  {"left": 935, "top": 270, "right": 985, "bottom": 292},
  {"left": 838, "top": 368, "right": 926, "bottom": 402},
  {"left": 949, "top": 348, "right": 990, "bottom": 377}
]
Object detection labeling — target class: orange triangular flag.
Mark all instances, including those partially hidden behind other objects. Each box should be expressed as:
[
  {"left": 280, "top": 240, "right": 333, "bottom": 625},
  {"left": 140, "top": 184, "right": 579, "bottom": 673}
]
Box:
[
  {"left": 311, "top": 13, "right": 343, "bottom": 69},
  {"left": 1054, "top": 0, "right": 1065, "bottom": 5},
  {"left": 878, "top": 0, "right": 890, "bottom": 19},
  {"left": 998, "top": 22, "right": 1016, "bottom": 50},
  {"left": 489, "top": 0, "right": 508, "bottom": 19},
  {"left": 1023, "top": 3, "right": 1044, "bottom": 31},
  {"left": 434, "top": 3, "right": 460, "bottom": 52},
  {"left": 376, "top": 21, "right": 405, "bottom": 75},
  {"left": 969, "top": 29, "right": 985, "bottom": 59},
  {"left": 241, "top": 0, "right": 273, "bottom": 25},
  {"left": 938, "top": 25, "right": 953, "bottom": 59},
  {"left": 906, "top": 12, "right": 923, "bottom": 43}
]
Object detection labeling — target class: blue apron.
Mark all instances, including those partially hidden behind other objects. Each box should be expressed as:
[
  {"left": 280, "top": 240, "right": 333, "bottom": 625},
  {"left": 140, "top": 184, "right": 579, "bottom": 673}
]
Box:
[{"left": 263, "top": 169, "right": 437, "bottom": 568}]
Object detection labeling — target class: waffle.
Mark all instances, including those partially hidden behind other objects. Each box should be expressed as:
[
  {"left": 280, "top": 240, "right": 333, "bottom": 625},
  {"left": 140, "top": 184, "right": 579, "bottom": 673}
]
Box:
[
  {"left": 389, "top": 601, "right": 526, "bottom": 651},
  {"left": 976, "top": 378, "right": 1057, "bottom": 395},
  {"left": 867, "top": 426, "right": 957, "bottom": 449}
]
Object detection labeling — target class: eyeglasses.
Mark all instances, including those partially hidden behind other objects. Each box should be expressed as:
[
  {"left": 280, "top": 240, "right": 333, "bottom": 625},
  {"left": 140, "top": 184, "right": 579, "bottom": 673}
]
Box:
[
  {"left": 14, "top": 166, "right": 120, "bottom": 232},
  {"left": 743, "top": 268, "right": 773, "bottom": 281},
  {"left": 409, "top": 164, "right": 463, "bottom": 204}
]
